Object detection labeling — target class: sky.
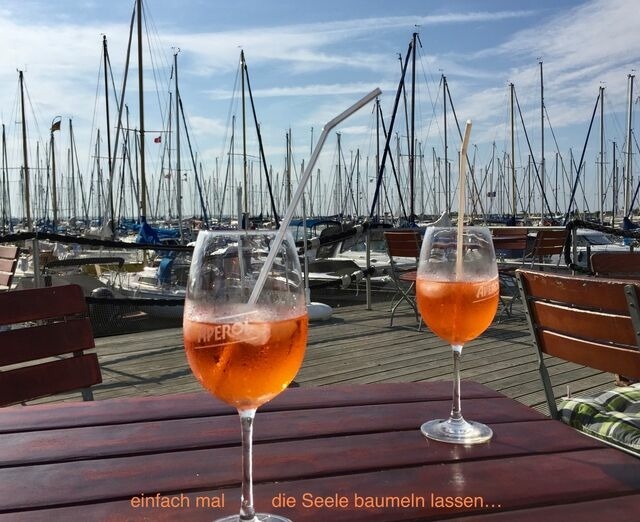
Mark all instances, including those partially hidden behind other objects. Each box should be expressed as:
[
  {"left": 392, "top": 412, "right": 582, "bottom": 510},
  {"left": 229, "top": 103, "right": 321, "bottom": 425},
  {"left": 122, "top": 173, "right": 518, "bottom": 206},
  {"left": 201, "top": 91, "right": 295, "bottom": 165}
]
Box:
[{"left": 0, "top": 0, "right": 639, "bottom": 221}]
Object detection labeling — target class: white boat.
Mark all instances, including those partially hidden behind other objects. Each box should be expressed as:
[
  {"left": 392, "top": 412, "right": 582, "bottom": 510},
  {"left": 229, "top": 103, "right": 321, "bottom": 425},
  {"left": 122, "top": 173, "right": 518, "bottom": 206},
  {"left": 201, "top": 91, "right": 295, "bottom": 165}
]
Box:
[{"left": 98, "top": 254, "right": 189, "bottom": 319}]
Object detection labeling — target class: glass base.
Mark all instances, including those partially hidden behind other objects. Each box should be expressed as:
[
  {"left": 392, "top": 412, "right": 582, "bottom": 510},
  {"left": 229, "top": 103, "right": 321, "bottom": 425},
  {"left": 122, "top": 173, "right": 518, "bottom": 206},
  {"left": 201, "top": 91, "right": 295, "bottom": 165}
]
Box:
[
  {"left": 421, "top": 417, "right": 493, "bottom": 444},
  {"left": 215, "top": 514, "right": 291, "bottom": 522}
]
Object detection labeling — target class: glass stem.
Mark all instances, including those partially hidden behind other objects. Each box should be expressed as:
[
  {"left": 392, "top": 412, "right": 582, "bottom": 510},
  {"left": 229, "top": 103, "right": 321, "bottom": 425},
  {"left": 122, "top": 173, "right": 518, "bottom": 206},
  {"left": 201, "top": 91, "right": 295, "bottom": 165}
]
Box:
[
  {"left": 239, "top": 409, "right": 257, "bottom": 521},
  {"left": 450, "top": 344, "right": 463, "bottom": 421}
]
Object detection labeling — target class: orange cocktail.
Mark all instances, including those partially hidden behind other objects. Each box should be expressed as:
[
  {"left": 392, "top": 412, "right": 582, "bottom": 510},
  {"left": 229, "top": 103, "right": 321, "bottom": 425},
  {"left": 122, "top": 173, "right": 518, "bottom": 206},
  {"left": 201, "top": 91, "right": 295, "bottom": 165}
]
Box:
[
  {"left": 416, "top": 277, "right": 499, "bottom": 345},
  {"left": 184, "top": 312, "right": 308, "bottom": 410}
]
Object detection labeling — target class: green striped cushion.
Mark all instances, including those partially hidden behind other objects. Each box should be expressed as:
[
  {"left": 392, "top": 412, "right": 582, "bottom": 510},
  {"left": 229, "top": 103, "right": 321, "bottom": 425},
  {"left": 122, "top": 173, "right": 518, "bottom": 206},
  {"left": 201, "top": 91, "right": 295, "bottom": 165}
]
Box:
[{"left": 558, "top": 384, "right": 640, "bottom": 454}]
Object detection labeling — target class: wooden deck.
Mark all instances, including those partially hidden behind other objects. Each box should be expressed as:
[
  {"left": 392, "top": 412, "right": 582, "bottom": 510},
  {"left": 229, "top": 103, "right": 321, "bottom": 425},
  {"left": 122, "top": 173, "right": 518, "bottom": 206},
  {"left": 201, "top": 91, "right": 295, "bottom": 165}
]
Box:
[{"left": 32, "top": 293, "right": 614, "bottom": 416}]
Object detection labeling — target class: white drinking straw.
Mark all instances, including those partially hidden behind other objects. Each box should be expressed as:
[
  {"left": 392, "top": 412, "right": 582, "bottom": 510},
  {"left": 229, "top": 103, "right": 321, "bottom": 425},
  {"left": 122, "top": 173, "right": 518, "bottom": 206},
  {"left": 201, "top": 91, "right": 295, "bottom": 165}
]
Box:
[
  {"left": 249, "top": 88, "right": 382, "bottom": 304},
  {"left": 455, "top": 120, "right": 473, "bottom": 280}
]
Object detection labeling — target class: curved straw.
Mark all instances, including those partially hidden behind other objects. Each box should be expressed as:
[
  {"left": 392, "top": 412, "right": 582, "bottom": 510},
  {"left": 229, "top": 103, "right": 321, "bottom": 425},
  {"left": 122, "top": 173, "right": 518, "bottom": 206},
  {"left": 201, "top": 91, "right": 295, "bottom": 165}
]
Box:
[
  {"left": 455, "top": 120, "right": 473, "bottom": 280},
  {"left": 249, "top": 88, "right": 382, "bottom": 304}
]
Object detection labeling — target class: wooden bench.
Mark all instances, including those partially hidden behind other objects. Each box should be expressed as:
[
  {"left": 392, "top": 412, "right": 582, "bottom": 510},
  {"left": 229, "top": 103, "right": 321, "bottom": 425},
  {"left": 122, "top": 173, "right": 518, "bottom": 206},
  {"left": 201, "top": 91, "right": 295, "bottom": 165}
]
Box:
[
  {"left": 517, "top": 269, "right": 640, "bottom": 455},
  {"left": 0, "top": 284, "right": 102, "bottom": 406}
]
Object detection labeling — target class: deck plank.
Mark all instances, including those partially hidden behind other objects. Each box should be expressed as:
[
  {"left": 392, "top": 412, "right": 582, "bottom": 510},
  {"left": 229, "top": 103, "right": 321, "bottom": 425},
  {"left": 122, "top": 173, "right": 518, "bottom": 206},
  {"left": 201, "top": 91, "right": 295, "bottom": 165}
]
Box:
[{"left": 23, "top": 297, "right": 611, "bottom": 413}]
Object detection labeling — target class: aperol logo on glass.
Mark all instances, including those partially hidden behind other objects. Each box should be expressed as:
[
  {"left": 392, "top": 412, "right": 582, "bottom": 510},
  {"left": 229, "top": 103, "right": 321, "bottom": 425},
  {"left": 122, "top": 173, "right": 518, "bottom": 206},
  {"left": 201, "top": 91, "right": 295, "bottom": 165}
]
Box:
[
  {"left": 475, "top": 279, "right": 499, "bottom": 300},
  {"left": 194, "top": 311, "right": 267, "bottom": 348}
]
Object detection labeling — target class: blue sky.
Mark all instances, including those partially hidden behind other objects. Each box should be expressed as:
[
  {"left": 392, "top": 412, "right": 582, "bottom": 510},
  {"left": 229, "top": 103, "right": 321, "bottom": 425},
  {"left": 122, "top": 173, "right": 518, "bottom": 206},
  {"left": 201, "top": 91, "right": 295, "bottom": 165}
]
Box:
[{"left": 0, "top": 0, "right": 638, "bottom": 219}]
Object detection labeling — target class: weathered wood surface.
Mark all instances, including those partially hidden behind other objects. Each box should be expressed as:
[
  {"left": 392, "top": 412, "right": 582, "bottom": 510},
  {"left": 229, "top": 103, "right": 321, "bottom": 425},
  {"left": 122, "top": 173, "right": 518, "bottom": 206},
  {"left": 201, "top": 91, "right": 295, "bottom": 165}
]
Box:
[
  {"left": 3, "top": 383, "right": 639, "bottom": 521},
  {"left": 26, "top": 296, "right": 613, "bottom": 415}
]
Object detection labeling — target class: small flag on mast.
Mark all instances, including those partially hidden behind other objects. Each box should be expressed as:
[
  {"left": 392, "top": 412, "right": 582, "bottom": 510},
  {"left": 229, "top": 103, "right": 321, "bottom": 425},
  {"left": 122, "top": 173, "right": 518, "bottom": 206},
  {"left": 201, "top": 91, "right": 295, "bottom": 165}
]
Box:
[
  {"left": 154, "top": 135, "right": 162, "bottom": 143},
  {"left": 50, "top": 120, "right": 61, "bottom": 132}
]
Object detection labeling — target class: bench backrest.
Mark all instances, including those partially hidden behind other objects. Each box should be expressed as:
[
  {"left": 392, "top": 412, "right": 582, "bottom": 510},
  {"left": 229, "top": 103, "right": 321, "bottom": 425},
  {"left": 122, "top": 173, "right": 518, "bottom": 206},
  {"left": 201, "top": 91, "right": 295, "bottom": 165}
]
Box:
[
  {"left": 0, "top": 284, "right": 102, "bottom": 406},
  {"left": 384, "top": 230, "right": 421, "bottom": 261},
  {"left": 0, "top": 245, "right": 19, "bottom": 291},
  {"left": 590, "top": 251, "right": 640, "bottom": 278},
  {"left": 528, "top": 228, "right": 567, "bottom": 266},
  {"left": 516, "top": 269, "right": 640, "bottom": 418}
]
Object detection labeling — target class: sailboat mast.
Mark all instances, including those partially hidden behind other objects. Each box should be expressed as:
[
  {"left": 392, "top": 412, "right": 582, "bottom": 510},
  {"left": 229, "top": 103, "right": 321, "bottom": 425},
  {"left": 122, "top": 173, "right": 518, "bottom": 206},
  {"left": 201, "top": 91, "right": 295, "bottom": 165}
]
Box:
[
  {"left": 19, "top": 70, "right": 31, "bottom": 230},
  {"left": 613, "top": 141, "right": 618, "bottom": 220},
  {"left": 103, "top": 35, "right": 115, "bottom": 232},
  {"left": 1, "top": 125, "right": 8, "bottom": 229},
  {"left": 624, "top": 73, "right": 634, "bottom": 216},
  {"left": 510, "top": 82, "right": 516, "bottom": 218},
  {"left": 136, "top": 0, "right": 147, "bottom": 219},
  {"left": 241, "top": 50, "right": 248, "bottom": 221},
  {"left": 174, "top": 50, "right": 184, "bottom": 241},
  {"left": 599, "top": 85, "right": 605, "bottom": 223},
  {"left": 540, "top": 61, "right": 545, "bottom": 218},
  {"left": 375, "top": 98, "right": 381, "bottom": 218},
  {"left": 286, "top": 129, "right": 292, "bottom": 207},
  {"left": 50, "top": 118, "right": 60, "bottom": 230},
  {"left": 443, "top": 75, "right": 449, "bottom": 213},
  {"left": 409, "top": 32, "right": 417, "bottom": 220}
]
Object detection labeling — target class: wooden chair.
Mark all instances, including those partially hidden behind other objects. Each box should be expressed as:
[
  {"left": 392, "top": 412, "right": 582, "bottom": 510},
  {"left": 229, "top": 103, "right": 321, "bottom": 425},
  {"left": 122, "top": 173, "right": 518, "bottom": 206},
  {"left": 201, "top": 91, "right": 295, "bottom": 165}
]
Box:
[
  {"left": 0, "top": 245, "right": 19, "bottom": 291},
  {"left": 384, "top": 230, "right": 421, "bottom": 327},
  {"left": 0, "top": 284, "right": 102, "bottom": 406},
  {"left": 492, "top": 228, "right": 530, "bottom": 319},
  {"left": 517, "top": 269, "right": 640, "bottom": 455},
  {"left": 526, "top": 228, "right": 568, "bottom": 268},
  {"left": 590, "top": 251, "right": 640, "bottom": 279}
]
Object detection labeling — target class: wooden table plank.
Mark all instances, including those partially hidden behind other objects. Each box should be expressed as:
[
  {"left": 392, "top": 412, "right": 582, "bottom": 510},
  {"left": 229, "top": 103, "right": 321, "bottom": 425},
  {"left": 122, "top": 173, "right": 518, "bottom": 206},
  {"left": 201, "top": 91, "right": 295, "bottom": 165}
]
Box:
[
  {"left": 2, "top": 382, "right": 637, "bottom": 521},
  {"left": 2, "top": 448, "right": 637, "bottom": 521},
  {"left": 0, "top": 381, "right": 501, "bottom": 433},
  {"left": 444, "top": 493, "right": 640, "bottom": 521},
  {"left": 0, "top": 396, "right": 543, "bottom": 466}
]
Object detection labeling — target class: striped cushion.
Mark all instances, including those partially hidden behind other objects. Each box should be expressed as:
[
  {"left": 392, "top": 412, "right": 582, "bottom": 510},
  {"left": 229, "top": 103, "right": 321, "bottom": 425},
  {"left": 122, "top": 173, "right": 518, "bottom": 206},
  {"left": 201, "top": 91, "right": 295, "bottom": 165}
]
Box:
[{"left": 559, "top": 384, "right": 640, "bottom": 454}]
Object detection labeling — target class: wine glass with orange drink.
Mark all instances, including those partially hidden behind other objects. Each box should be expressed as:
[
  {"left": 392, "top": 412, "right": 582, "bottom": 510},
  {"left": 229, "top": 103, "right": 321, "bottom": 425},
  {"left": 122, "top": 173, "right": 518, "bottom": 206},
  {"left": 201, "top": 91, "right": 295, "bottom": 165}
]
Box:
[
  {"left": 183, "top": 229, "right": 308, "bottom": 522},
  {"left": 416, "top": 226, "right": 499, "bottom": 444}
]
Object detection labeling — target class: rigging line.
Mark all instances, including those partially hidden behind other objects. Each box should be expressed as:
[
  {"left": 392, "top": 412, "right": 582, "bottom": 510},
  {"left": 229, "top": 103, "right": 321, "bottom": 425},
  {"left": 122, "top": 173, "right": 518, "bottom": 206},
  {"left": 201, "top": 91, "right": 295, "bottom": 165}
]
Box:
[
  {"left": 217, "top": 60, "right": 241, "bottom": 169},
  {"left": 543, "top": 104, "right": 573, "bottom": 206},
  {"left": 23, "top": 80, "right": 45, "bottom": 150},
  {"left": 369, "top": 39, "right": 412, "bottom": 219},
  {"left": 541, "top": 104, "right": 567, "bottom": 214},
  {"left": 142, "top": 0, "right": 172, "bottom": 124},
  {"left": 563, "top": 91, "right": 600, "bottom": 224},
  {"left": 380, "top": 112, "right": 408, "bottom": 220},
  {"left": 569, "top": 152, "right": 590, "bottom": 214},
  {"left": 419, "top": 66, "right": 444, "bottom": 150},
  {"left": 178, "top": 95, "right": 209, "bottom": 226},
  {"left": 243, "top": 58, "right": 280, "bottom": 225},
  {"left": 603, "top": 92, "right": 627, "bottom": 142},
  {"left": 142, "top": 11, "right": 171, "bottom": 188},
  {"left": 340, "top": 149, "right": 359, "bottom": 215},
  {"left": 444, "top": 81, "right": 485, "bottom": 217},
  {"left": 416, "top": 44, "right": 440, "bottom": 140},
  {"left": 624, "top": 130, "right": 640, "bottom": 213},
  {"left": 84, "top": 48, "right": 104, "bottom": 179},
  {"left": 513, "top": 89, "right": 554, "bottom": 218}
]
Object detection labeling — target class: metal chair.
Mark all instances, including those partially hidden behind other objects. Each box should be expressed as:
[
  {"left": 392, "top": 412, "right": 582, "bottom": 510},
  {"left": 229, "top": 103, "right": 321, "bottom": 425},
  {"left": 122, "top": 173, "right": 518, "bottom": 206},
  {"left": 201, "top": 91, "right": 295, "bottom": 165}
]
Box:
[
  {"left": 0, "top": 284, "right": 102, "bottom": 406},
  {"left": 383, "top": 230, "right": 421, "bottom": 327}
]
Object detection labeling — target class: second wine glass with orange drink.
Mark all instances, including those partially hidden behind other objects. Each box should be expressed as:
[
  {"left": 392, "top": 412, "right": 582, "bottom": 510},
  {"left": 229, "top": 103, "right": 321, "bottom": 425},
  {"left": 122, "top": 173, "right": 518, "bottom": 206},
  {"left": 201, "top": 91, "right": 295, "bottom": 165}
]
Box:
[{"left": 416, "top": 226, "right": 499, "bottom": 444}]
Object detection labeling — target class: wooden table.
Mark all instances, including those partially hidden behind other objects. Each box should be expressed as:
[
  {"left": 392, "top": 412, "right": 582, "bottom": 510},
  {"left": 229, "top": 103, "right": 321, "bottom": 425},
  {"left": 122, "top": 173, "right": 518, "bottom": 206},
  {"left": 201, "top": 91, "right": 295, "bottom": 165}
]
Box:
[{"left": 1, "top": 382, "right": 638, "bottom": 521}]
